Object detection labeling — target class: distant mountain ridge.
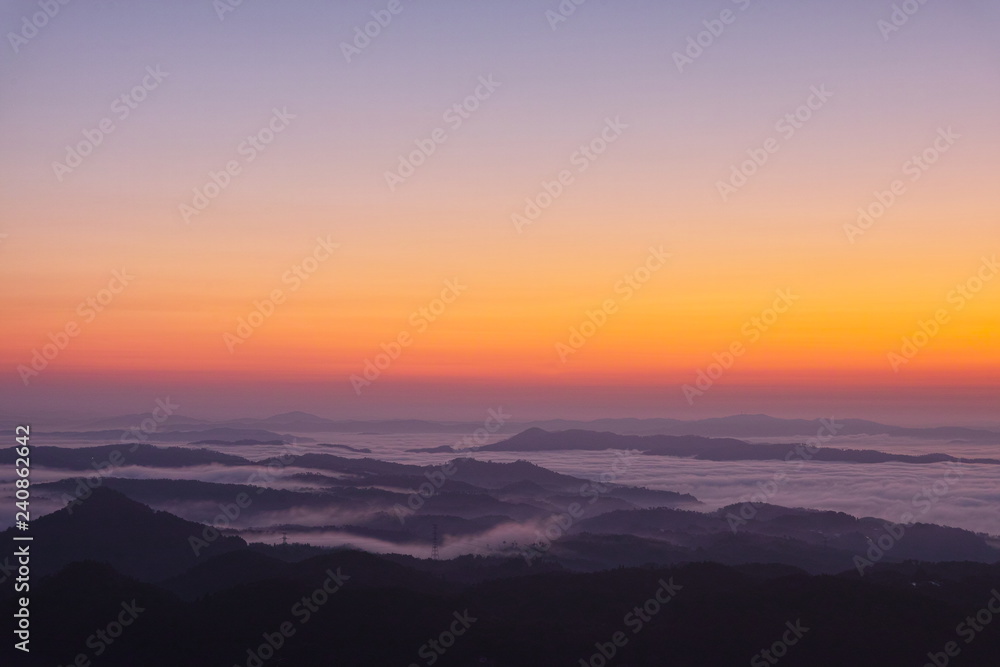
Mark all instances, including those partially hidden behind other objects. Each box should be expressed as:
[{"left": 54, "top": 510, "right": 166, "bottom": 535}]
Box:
[
  {"left": 0, "top": 444, "right": 249, "bottom": 469},
  {"left": 520, "top": 414, "right": 1000, "bottom": 441},
  {"left": 19, "top": 427, "right": 313, "bottom": 443},
  {"left": 475, "top": 428, "right": 1000, "bottom": 465},
  {"left": 18, "top": 411, "right": 998, "bottom": 440}
]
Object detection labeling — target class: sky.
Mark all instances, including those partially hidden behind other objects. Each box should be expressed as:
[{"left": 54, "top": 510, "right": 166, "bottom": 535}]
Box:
[{"left": 1, "top": 0, "right": 999, "bottom": 426}]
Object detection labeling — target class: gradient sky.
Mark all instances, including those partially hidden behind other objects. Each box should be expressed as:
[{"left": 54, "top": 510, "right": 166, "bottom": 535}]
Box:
[{"left": 2, "top": 0, "right": 999, "bottom": 425}]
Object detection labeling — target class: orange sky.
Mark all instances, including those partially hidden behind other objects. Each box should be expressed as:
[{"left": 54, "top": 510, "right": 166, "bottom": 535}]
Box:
[{"left": 2, "top": 1, "right": 998, "bottom": 425}]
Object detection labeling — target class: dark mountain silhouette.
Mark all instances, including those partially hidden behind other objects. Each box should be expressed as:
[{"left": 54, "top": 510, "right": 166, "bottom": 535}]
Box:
[
  {"left": 407, "top": 444, "right": 461, "bottom": 453},
  {"left": 20, "top": 444, "right": 990, "bottom": 576},
  {"left": 0, "top": 443, "right": 250, "bottom": 469},
  {"left": 2, "top": 473, "right": 998, "bottom": 666},
  {"left": 159, "top": 549, "right": 446, "bottom": 601},
  {"left": 5, "top": 550, "right": 1000, "bottom": 666},
  {"left": 161, "top": 549, "right": 293, "bottom": 599},
  {"left": 562, "top": 506, "right": 998, "bottom": 573},
  {"left": 254, "top": 451, "right": 677, "bottom": 497},
  {"left": 447, "top": 457, "right": 599, "bottom": 490},
  {"left": 4, "top": 561, "right": 195, "bottom": 666},
  {"left": 189, "top": 438, "right": 371, "bottom": 452},
  {"left": 24, "top": 426, "right": 313, "bottom": 443},
  {"left": 4, "top": 414, "right": 997, "bottom": 665},
  {"left": 521, "top": 414, "right": 1000, "bottom": 440},
  {"left": 190, "top": 438, "right": 286, "bottom": 446},
  {"left": 37, "top": 476, "right": 405, "bottom": 513},
  {"left": 319, "top": 443, "right": 372, "bottom": 453},
  {"left": 0, "top": 487, "right": 245, "bottom": 580},
  {"left": 191, "top": 439, "right": 372, "bottom": 454},
  {"left": 477, "top": 428, "right": 1000, "bottom": 464},
  {"left": 34, "top": 475, "right": 553, "bottom": 527}
]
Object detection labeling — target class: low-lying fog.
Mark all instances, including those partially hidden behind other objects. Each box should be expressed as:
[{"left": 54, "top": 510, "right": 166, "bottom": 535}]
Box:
[{"left": 5, "top": 432, "right": 998, "bottom": 540}]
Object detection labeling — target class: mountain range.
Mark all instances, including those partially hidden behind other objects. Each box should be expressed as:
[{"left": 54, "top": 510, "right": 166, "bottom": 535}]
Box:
[
  {"left": 2, "top": 487, "right": 998, "bottom": 666},
  {"left": 12, "top": 411, "right": 1000, "bottom": 441}
]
